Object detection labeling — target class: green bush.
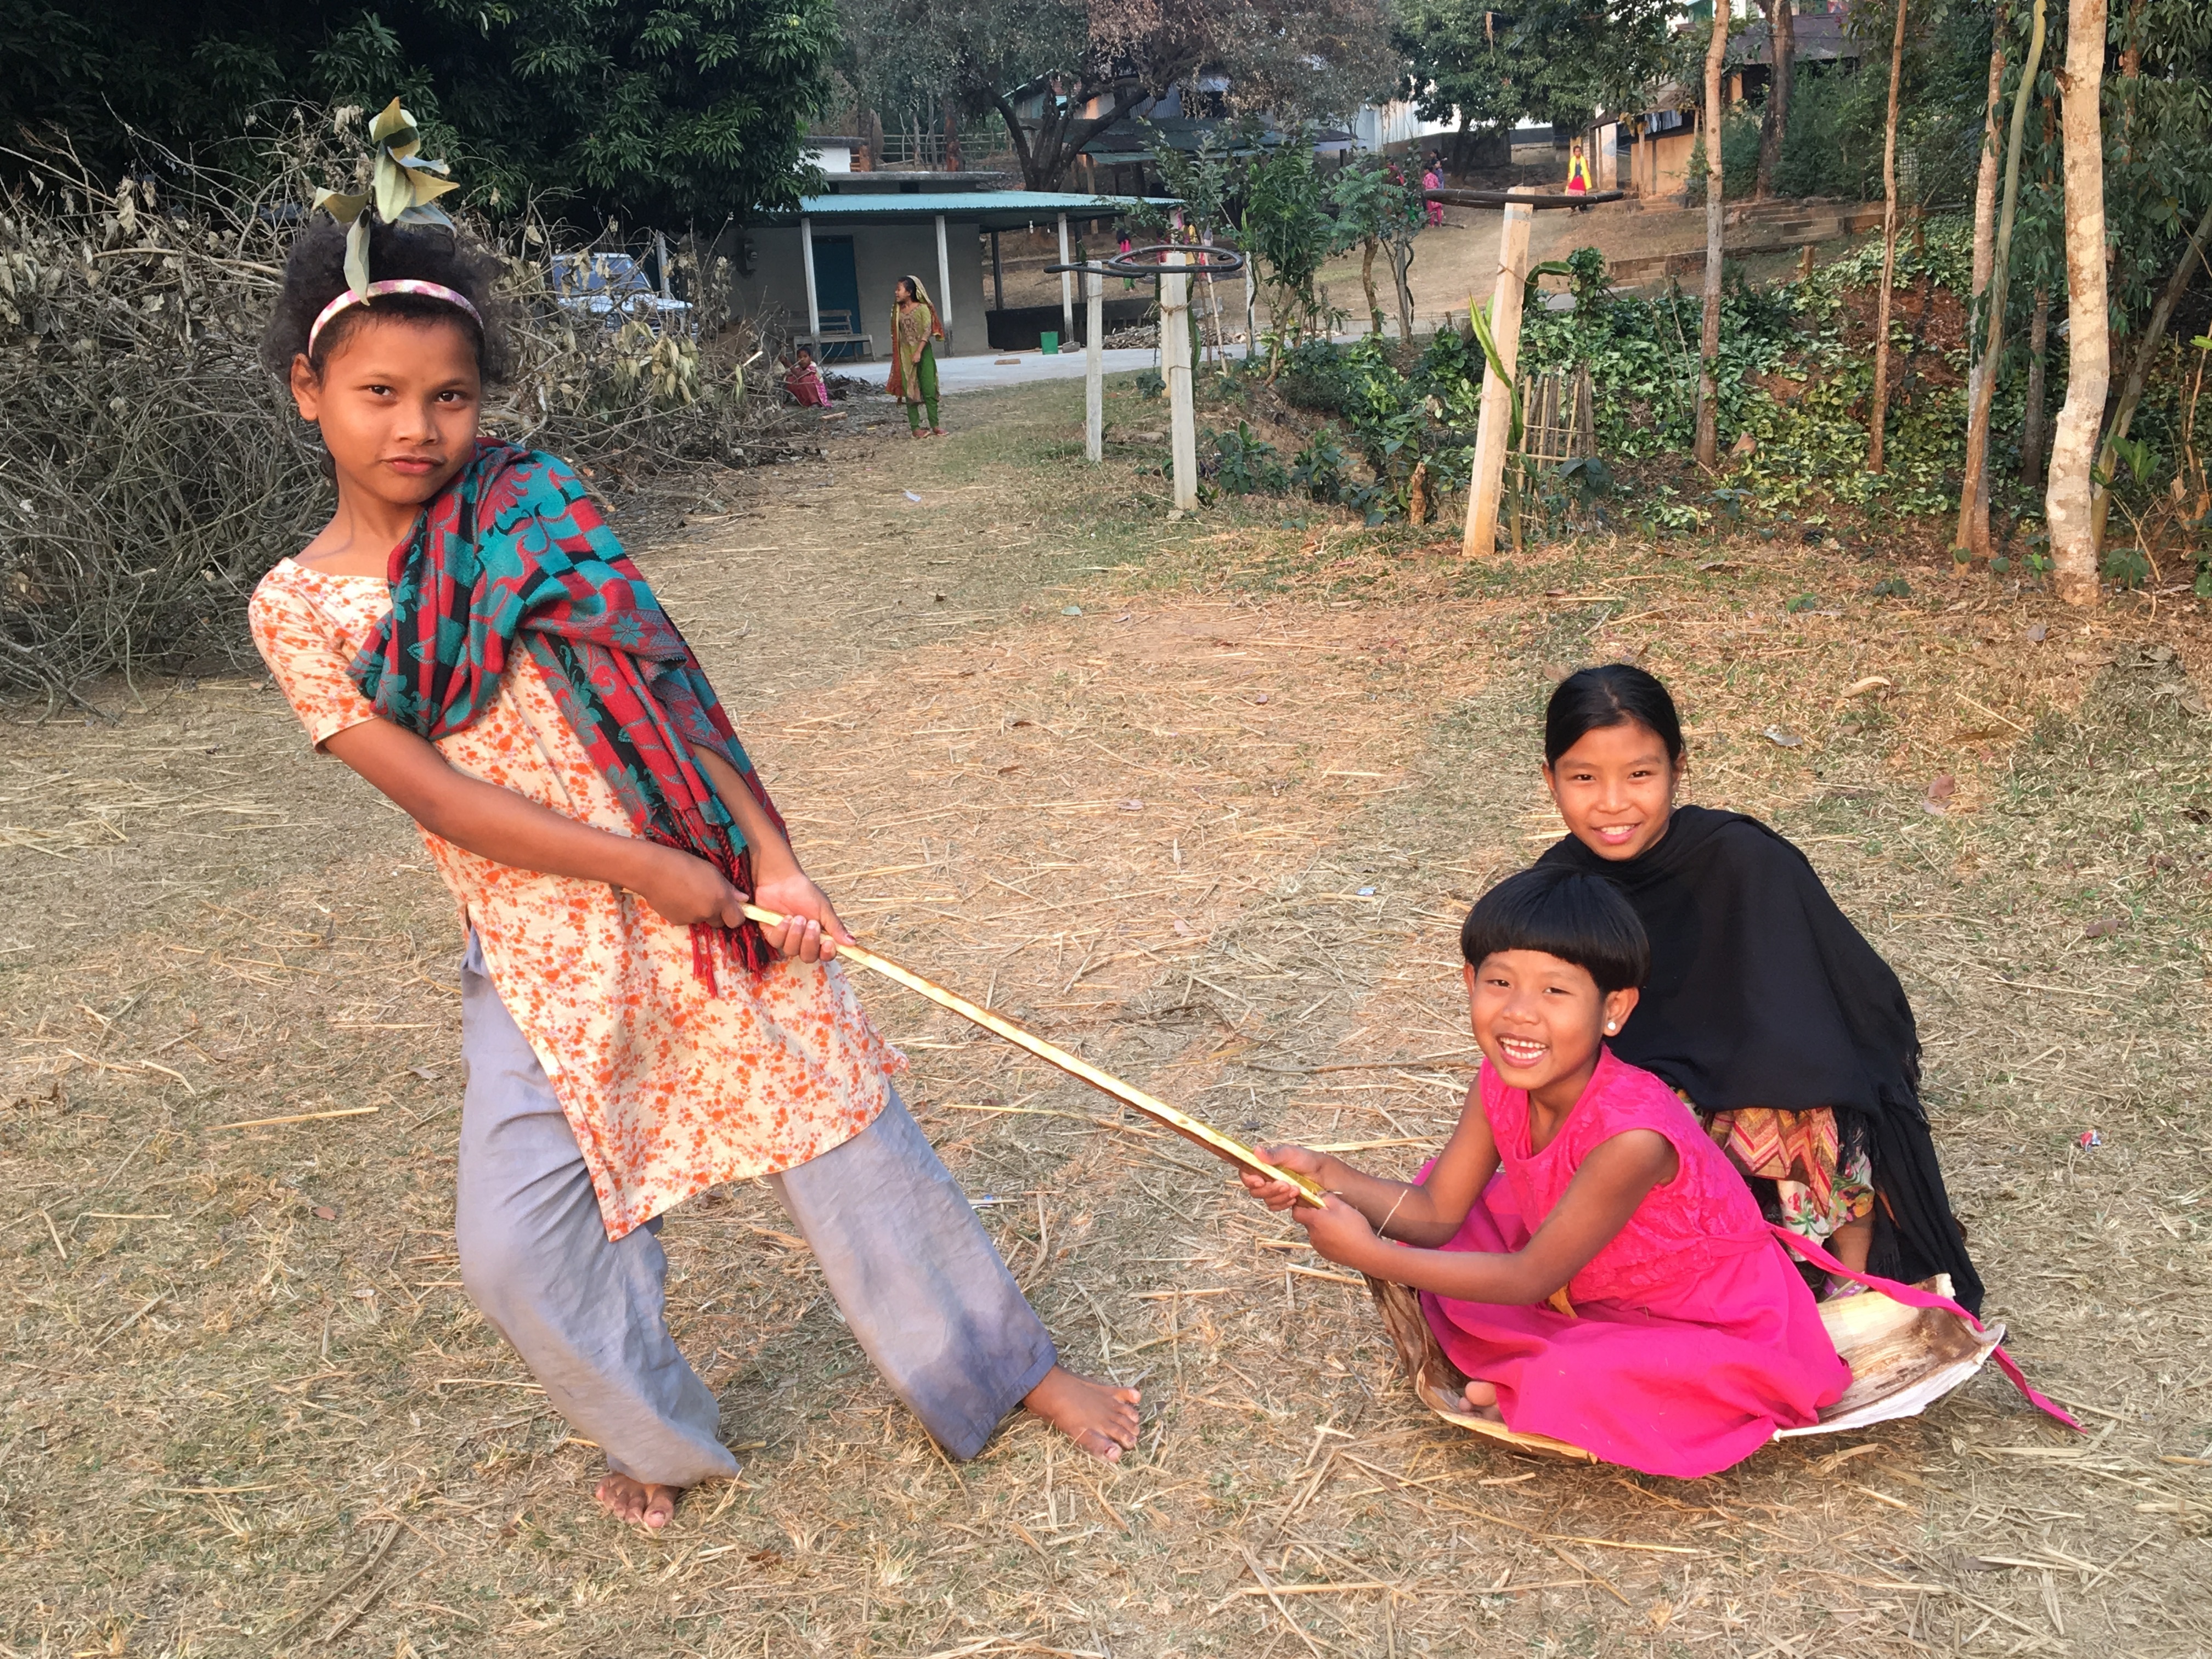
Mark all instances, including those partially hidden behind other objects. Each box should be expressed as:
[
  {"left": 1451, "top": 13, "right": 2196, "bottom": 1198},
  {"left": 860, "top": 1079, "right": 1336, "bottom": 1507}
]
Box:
[
  {"left": 1208, "top": 422, "right": 1289, "bottom": 495},
  {"left": 1684, "top": 109, "right": 1764, "bottom": 204}
]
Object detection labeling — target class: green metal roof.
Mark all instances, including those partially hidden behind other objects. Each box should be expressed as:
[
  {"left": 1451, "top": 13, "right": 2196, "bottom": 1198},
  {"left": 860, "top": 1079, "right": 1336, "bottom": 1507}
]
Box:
[{"left": 760, "top": 190, "right": 1175, "bottom": 231}]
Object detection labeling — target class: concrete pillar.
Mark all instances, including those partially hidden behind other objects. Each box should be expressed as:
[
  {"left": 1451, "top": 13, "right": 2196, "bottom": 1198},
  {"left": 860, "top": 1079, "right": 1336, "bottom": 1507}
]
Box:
[
  {"left": 934, "top": 215, "right": 953, "bottom": 349},
  {"left": 800, "top": 215, "right": 820, "bottom": 338},
  {"left": 1463, "top": 201, "right": 1533, "bottom": 558}
]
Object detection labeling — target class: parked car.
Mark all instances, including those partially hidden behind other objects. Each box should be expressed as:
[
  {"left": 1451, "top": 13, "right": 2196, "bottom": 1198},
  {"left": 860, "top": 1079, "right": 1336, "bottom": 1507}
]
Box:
[{"left": 550, "top": 252, "right": 692, "bottom": 322}]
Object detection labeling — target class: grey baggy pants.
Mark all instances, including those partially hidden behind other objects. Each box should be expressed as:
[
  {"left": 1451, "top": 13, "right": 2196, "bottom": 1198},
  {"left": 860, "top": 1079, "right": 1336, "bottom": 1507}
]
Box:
[{"left": 454, "top": 934, "right": 1056, "bottom": 1484}]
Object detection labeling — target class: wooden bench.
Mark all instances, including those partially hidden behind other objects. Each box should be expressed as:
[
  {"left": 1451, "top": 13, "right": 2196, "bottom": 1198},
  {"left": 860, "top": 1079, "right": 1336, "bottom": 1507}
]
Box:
[{"left": 800, "top": 308, "right": 873, "bottom": 361}]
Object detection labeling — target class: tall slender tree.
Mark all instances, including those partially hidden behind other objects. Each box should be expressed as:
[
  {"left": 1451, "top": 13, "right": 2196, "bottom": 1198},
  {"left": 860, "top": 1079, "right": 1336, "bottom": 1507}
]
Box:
[
  {"left": 1694, "top": 0, "right": 1730, "bottom": 471},
  {"left": 1866, "top": 0, "right": 1911, "bottom": 475},
  {"left": 1956, "top": 0, "right": 2048, "bottom": 554},
  {"left": 1753, "top": 0, "right": 1797, "bottom": 200},
  {"left": 2046, "top": 0, "right": 2109, "bottom": 606},
  {"left": 1957, "top": 27, "right": 2006, "bottom": 554}
]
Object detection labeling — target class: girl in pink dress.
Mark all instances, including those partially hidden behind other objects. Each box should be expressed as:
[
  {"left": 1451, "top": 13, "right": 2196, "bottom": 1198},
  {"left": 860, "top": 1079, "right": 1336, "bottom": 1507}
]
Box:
[{"left": 1243, "top": 865, "right": 1850, "bottom": 1478}]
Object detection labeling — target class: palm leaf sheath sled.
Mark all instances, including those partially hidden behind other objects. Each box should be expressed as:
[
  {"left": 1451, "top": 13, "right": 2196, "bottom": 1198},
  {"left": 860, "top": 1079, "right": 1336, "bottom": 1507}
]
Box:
[{"left": 754, "top": 905, "right": 2030, "bottom": 1463}]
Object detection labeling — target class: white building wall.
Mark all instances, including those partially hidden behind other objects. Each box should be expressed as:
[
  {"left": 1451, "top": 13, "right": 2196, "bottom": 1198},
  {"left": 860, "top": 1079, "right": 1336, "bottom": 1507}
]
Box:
[
  {"left": 727, "top": 221, "right": 991, "bottom": 358},
  {"left": 1353, "top": 101, "right": 1459, "bottom": 154}
]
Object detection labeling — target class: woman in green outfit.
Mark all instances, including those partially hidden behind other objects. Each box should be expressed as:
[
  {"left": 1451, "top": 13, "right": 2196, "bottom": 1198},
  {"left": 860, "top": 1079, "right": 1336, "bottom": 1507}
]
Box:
[{"left": 888, "top": 275, "right": 944, "bottom": 437}]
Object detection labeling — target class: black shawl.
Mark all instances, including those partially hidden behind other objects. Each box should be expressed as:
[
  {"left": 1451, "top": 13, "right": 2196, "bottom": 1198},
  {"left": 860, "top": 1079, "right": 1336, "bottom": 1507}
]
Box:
[{"left": 1540, "top": 805, "right": 1983, "bottom": 1312}]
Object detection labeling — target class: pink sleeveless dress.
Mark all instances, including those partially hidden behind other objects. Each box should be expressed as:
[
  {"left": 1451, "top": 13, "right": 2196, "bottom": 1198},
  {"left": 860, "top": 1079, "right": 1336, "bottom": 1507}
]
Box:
[{"left": 1420, "top": 1048, "right": 1850, "bottom": 1477}]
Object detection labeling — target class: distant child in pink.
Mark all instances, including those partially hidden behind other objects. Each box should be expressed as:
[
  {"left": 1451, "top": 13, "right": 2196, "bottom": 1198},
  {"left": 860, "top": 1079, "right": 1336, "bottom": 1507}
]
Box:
[{"left": 1243, "top": 866, "right": 1849, "bottom": 1477}]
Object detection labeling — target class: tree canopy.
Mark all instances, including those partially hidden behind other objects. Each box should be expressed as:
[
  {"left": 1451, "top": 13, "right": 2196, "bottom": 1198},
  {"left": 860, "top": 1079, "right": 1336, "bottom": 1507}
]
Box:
[
  {"left": 1396, "top": 0, "right": 1675, "bottom": 143},
  {"left": 0, "top": 0, "right": 839, "bottom": 227},
  {"left": 834, "top": 0, "right": 1401, "bottom": 190}
]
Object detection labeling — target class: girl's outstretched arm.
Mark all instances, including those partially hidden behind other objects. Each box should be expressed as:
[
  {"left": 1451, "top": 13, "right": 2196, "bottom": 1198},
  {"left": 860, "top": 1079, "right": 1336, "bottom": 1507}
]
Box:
[
  {"left": 1291, "top": 1129, "right": 1679, "bottom": 1306},
  {"left": 1240, "top": 1079, "right": 1500, "bottom": 1246},
  {"left": 325, "top": 718, "right": 747, "bottom": 928}
]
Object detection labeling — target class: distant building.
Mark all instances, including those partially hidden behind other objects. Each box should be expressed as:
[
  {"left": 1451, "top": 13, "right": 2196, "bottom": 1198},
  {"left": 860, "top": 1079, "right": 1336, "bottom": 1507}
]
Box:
[
  {"left": 730, "top": 171, "right": 1166, "bottom": 359},
  {"left": 1614, "top": 9, "right": 1866, "bottom": 203}
]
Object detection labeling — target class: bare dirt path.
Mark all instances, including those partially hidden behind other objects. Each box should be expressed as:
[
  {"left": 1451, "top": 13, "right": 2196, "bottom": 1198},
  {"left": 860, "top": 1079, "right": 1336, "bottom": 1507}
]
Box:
[{"left": 4, "top": 378, "right": 2210, "bottom": 1656}]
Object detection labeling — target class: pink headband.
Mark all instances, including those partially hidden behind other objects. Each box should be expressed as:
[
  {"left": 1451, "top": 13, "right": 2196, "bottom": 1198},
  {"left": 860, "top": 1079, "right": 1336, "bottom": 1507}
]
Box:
[{"left": 307, "top": 279, "right": 484, "bottom": 357}]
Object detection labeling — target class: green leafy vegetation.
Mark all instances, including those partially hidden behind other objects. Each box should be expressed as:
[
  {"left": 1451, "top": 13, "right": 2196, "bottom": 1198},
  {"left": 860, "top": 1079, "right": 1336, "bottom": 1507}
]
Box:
[{"left": 0, "top": 0, "right": 841, "bottom": 228}]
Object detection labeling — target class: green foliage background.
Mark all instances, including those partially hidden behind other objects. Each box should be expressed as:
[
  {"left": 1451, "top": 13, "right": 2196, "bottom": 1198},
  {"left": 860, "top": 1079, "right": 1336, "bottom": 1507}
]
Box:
[{"left": 0, "top": 0, "right": 840, "bottom": 228}]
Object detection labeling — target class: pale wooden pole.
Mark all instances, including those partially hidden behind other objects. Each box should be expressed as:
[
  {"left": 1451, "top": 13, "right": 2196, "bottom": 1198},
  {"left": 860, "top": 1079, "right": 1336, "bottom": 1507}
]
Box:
[
  {"left": 1163, "top": 250, "right": 1198, "bottom": 509},
  {"left": 1462, "top": 200, "right": 1533, "bottom": 557},
  {"left": 1085, "top": 268, "right": 1104, "bottom": 462}
]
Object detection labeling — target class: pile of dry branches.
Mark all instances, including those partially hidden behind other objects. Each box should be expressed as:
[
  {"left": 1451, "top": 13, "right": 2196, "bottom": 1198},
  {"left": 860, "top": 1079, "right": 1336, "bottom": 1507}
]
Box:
[{"left": 0, "top": 110, "right": 783, "bottom": 705}]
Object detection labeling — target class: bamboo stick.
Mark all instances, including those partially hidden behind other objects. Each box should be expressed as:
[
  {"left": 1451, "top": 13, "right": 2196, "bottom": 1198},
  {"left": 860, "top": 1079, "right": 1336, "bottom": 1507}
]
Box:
[{"left": 742, "top": 904, "right": 1327, "bottom": 1204}]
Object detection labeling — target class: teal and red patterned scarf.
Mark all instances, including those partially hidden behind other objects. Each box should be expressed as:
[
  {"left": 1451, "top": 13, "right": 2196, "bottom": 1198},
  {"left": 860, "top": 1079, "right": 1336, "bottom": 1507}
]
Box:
[{"left": 348, "top": 438, "right": 782, "bottom": 986}]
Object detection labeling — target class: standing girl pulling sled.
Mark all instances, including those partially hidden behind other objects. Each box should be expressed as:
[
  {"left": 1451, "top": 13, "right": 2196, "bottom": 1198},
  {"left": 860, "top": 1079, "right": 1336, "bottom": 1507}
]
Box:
[{"left": 248, "top": 211, "right": 1136, "bottom": 1530}]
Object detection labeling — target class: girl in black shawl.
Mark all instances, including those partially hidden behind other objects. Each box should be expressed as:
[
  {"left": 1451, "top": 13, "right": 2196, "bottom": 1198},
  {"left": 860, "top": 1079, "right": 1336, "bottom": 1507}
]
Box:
[{"left": 1534, "top": 665, "right": 1984, "bottom": 1313}]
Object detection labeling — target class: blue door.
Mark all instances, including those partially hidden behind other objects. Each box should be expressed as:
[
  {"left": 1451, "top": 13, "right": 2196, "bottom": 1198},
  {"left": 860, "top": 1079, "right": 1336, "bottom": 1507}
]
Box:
[{"left": 811, "top": 237, "right": 864, "bottom": 359}]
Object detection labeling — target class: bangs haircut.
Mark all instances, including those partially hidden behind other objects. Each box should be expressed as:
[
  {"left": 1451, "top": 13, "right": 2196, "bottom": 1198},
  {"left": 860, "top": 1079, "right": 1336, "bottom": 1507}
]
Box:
[{"left": 1459, "top": 865, "right": 1650, "bottom": 995}]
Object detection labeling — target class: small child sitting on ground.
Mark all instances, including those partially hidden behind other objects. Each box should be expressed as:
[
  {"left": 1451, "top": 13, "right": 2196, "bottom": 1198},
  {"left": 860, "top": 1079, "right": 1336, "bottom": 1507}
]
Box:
[
  {"left": 1242, "top": 866, "right": 1851, "bottom": 1477},
  {"left": 783, "top": 346, "right": 831, "bottom": 408}
]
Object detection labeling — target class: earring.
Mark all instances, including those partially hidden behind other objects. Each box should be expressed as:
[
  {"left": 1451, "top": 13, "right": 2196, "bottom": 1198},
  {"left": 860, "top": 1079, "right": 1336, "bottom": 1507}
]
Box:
[{"left": 1605, "top": 1022, "right": 1617, "bottom": 1032}]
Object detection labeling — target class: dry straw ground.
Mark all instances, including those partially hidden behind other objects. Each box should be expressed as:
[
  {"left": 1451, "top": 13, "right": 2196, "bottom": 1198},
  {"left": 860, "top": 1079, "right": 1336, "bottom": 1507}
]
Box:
[{"left": 5, "top": 378, "right": 2211, "bottom": 1658}]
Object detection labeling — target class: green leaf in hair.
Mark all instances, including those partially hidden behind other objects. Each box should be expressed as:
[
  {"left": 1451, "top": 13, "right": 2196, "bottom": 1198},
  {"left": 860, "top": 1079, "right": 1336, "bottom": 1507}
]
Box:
[{"left": 313, "top": 95, "right": 459, "bottom": 296}]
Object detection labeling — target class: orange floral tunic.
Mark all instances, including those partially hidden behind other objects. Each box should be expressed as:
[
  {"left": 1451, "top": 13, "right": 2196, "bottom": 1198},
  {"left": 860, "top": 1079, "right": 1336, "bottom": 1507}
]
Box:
[{"left": 249, "top": 557, "right": 898, "bottom": 1239}]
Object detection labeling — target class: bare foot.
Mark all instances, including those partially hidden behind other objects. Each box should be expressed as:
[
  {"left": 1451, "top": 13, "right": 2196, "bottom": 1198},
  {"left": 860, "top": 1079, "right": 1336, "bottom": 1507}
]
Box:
[
  {"left": 1461, "top": 1380, "right": 1504, "bottom": 1423},
  {"left": 930, "top": 427, "right": 946, "bottom": 437},
  {"left": 594, "top": 1471, "right": 682, "bottom": 1530},
  {"left": 1024, "top": 1364, "right": 1141, "bottom": 1462}
]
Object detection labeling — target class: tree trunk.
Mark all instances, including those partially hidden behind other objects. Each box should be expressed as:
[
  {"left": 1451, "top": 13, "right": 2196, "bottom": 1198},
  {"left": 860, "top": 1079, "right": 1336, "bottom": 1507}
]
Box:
[
  {"left": 994, "top": 84, "right": 1142, "bottom": 191},
  {"left": 1695, "top": 2, "right": 1729, "bottom": 470},
  {"left": 1866, "top": 0, "right": 1910, "bottom": 475},
  {"left": 2021, "top": 286, "right": 2052, "bottom": 486},
  {"left": 1957, "top": 35, "right": 2006, "bottom": 554},
  {"left": 2046, "top": 0, "right": 2109, "bottom": 607},
  {"left": 1392, "top": 239, "right": 1417, "bottom": 349},
  {"left": 1756, "top": 0, "right": 1796, "bottom": 199},
  {"left": 2091, "top": 196, "right": 2212, "bottom": 549},
  {"left": 1956, "top": 0, "right": 2047, "bottom": 556},
  {"left": 1361, "top": 238, "right": 1383, "bottom": 336}
]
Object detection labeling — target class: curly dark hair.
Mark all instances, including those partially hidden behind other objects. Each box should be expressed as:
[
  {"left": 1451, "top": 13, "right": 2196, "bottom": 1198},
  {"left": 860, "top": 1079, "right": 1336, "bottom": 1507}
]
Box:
[{"left": 258, "top": 217, "right": 514, "bottom": 384}]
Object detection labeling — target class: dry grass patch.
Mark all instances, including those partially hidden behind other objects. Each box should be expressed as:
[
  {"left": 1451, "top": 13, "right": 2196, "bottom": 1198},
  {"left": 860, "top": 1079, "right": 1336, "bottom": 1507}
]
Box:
[{"left": 5, "top": 404, "right": 2211, "bottom": 1657}]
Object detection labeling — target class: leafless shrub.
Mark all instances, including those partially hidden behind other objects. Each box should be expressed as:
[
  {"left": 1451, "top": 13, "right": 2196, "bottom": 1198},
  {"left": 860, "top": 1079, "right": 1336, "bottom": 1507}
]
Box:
[{"left": 0, "top": 109, "right": 785, "bottom": 704}]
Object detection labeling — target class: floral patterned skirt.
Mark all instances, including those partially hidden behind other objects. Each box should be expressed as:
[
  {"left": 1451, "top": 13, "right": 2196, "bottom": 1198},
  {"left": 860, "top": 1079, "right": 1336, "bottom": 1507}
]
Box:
[{"left": 1693, "top": 1103, "right": 1876, "bottom": 1246}]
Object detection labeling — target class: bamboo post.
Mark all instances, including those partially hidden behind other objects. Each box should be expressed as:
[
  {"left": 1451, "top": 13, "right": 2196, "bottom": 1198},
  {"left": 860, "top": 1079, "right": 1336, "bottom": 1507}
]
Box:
[
  {"left": 1163, "top": 250, "right": 1198, "bottom": 510},
  {"left": 741, "top": 904, "right": 1325, "bottom": 1203},
  {"left": 1463, "top": 200, "right": 1533, "bottom": 557},
  {"left": 1085, "top": 268, "right": 1104, "bottom": 463}
]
